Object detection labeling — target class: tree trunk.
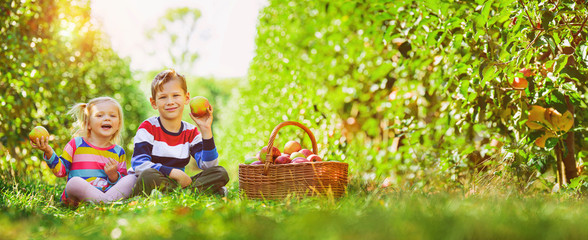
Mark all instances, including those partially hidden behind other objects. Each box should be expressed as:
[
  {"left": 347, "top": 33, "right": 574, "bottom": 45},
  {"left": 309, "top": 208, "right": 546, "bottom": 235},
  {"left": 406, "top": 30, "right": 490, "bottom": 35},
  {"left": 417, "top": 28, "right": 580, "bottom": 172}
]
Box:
[
  {"left": 562, "top": 97, "right": 577, "bottom": 182},
  {"left": 555, "top": 143, "right": 566, "bottom": 187}
]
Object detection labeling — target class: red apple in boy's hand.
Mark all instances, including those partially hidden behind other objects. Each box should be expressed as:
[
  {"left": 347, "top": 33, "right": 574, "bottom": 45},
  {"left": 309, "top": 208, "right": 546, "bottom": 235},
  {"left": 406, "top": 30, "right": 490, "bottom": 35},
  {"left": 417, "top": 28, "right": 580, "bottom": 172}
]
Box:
[
  {"left": 307, "top": 154, "right": 322, "bottom": 162},
  {"left": 283, "top": 141, "right": 302, "bottom": 154},
  {"left": 299, "top": 149, "right": 313, "bottom": 157},
  {"left": 190, "top": 96, "right": 211, "bottom": 117},
  {"left": 259, "top": 146, "right": 281, "bottom": 163},
  {"left": 29, "top": 126, "right": 49, "bottom": 142}
]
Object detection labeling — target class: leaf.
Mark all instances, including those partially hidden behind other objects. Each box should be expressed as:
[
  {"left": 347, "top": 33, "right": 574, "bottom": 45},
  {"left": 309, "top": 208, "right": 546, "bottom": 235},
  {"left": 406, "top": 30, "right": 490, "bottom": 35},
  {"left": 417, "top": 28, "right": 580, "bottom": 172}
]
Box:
[
  {"left": 545, "top": 137, "right": 558, "bottom": 149},
  {"left": 527, "top": 131, "right": 544, "bottom": 144},
  {"left": 547, "top": 90, "right": 568, "bottom": 113},
  {"left": 560, "top": 66, "right": 587, "bottom": 82},
  {"left": 479, "top": 61, "right": 489, "bottom": 80},
  {"left": 540, "top": 11, "right": 554, "bottom": 30},
  {"left": 553, "top": 54, "right": 568, "bottom": 74},
  {"left": 460, "top": 80, "right": 470, "bottom": 100},
  {"left": 568, "top": 175, "right": 587, "bottom": 189},
  {"left": 543, "top": 35, "right": 557, "bottom": 55},
  {"left": 482, "top": 64, "right": 496, "bottom": 81},
  {"left": 579, "top": 44, "right": 588, "bottom": 65},
  {"left": 481, "top": 0, "right": 494, "bottom": 23}
]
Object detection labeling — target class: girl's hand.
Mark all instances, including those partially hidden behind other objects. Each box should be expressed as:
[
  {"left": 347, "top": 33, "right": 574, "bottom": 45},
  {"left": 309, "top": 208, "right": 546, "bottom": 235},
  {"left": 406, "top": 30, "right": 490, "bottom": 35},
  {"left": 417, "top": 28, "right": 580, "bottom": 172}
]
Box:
[
  {"left": 190, "top": 105, "right": 213, "bottom": 139},
  {"left": 104, "top": 158, "right": 119, "bottom": 183},
  {"left": 30, "top": 136, "right": 54, "bottom": 158}
]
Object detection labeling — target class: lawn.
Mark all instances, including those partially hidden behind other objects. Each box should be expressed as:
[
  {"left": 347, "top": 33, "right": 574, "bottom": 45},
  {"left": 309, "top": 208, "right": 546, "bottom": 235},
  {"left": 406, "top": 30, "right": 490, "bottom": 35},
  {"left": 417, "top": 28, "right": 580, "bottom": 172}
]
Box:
[{"left": 2, "top": 175, "right": 588, "bottom": 240}]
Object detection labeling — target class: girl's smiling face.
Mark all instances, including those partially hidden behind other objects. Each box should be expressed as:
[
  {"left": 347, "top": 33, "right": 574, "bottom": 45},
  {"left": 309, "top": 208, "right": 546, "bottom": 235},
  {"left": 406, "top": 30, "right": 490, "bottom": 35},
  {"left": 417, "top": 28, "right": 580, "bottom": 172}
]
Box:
[{"left": 87, "top": 101, "right": 121, "bottom": 141}]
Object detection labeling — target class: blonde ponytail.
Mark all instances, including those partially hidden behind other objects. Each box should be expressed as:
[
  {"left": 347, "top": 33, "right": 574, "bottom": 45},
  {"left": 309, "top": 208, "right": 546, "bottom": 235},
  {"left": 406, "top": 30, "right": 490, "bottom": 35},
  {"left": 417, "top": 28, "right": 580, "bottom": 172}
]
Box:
[{"left": 68, "top": 102, "right": 90, "bottom": 139}]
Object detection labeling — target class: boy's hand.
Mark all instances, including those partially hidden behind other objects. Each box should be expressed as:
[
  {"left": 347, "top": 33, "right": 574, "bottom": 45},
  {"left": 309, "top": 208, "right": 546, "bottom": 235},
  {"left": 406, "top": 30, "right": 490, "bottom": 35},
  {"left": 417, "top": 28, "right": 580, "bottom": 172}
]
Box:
[
  {"left": 30, "top": 136, "right": 54, "bottom": 158},
  {"left": 169, "top": 168, "right": 192, "bottom": 188},
  {"left": 104, "top": 158, "right": 119, "bottom": 183},
  {"left": 190, "top": 105, "right": 213, "bottom": 139}
]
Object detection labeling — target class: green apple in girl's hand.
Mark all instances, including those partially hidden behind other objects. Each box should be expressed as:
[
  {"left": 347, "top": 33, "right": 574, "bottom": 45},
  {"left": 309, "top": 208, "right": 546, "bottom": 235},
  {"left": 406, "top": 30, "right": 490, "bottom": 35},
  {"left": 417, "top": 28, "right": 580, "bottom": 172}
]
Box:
[
  {"left": 29, "top": 126, "right": 49, "bottom": 141},
  {"left": 190, "top": 96, "right": 211, "bottom": 117}
]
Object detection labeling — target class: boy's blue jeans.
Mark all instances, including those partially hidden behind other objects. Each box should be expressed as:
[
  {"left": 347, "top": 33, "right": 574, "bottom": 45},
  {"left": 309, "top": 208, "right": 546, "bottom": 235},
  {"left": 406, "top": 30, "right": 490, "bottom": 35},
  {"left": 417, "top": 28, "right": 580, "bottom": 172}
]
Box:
[{"left": 131, "top": 166, "right": 229, "bottom": 197}]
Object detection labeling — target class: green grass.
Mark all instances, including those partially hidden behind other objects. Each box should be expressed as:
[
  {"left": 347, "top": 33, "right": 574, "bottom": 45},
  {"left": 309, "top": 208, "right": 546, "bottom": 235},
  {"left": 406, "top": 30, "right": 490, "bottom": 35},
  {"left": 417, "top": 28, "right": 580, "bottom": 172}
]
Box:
[{"left": 2, "top": 176, "right": 588, "bottom": 240}]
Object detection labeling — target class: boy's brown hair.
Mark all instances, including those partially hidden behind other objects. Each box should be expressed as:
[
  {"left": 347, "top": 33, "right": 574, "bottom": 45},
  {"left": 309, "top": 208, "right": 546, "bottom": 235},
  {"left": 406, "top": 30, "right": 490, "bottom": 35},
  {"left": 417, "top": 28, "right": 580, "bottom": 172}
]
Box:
[{"left": 151, "top": 69, "right": 188, "bottom": 99}]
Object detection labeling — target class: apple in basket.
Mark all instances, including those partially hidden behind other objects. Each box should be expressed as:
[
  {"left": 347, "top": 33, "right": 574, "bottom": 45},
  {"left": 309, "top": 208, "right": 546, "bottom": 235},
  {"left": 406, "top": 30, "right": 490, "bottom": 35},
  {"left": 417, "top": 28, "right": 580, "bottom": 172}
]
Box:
[
  {"left": 290, "top": 152, "right": 305, "bottom": 160},
  {"left": 259, "top": 146, "right": 281, "bottom": 163},
  {"left": 291, "top": 157, "right": 309, "bottom": 163},
  {"left": 274, "top": 155, "right": 291, "bottom": 164},
  {"left": 250, "top": 160, "right": 263, "bottom": 165},
  {"left": 307, "top": 154, "right": 322, "bottom": 162},
  {"left": 299, "top": 149, "right": 313, "bottom": 157},
  {"left": 244, "top": 156, "right": 258, "bottom": 164},
  {"left": 283, "top": 140, "right": 302, "bottom": 154}
]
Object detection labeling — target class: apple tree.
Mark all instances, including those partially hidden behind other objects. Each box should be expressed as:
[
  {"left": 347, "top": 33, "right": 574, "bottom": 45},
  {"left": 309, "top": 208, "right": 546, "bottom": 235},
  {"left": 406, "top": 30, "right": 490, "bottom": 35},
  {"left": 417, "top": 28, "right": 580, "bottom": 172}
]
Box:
[
  {"left": 0, "top": 0, "right": 150, "bottom": 179},
  {"left": 218, "top": 0, "right": 588, "bottom": 191}
]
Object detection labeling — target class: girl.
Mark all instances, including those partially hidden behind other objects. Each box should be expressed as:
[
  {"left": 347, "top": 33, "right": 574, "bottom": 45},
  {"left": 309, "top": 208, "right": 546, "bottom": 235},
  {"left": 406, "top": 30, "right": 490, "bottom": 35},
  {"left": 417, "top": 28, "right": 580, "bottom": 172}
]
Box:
[{"left": 30, "top": 96, "right": 136, "bottom": 205}]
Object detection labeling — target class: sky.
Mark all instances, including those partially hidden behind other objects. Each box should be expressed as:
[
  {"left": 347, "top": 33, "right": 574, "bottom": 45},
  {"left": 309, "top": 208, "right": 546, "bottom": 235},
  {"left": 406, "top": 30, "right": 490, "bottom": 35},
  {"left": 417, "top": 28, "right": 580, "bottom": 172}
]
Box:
[{"left": 90, "top": 0, "right": 267, "bottom": 78}]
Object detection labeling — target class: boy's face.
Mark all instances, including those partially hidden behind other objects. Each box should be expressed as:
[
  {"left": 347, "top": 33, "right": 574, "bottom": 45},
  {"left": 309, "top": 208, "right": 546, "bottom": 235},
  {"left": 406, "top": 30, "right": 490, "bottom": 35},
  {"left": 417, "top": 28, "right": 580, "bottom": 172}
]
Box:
[{"left": 150, "top": 78, "right": 190, "bottom": 122}]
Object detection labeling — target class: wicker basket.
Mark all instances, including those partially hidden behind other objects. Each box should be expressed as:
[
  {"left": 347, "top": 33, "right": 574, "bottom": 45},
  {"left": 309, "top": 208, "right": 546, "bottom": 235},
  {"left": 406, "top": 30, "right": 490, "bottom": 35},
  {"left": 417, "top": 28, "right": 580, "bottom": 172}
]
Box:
[{"left": 239, "top": 121, "right": 348, "bottom": 200}]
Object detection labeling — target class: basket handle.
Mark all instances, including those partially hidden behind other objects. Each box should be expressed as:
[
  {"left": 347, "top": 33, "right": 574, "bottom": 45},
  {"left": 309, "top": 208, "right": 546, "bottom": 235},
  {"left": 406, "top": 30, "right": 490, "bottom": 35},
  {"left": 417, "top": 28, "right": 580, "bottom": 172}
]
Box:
[{"left": 263, "top": 121, "right": 318, "bottom": 175}]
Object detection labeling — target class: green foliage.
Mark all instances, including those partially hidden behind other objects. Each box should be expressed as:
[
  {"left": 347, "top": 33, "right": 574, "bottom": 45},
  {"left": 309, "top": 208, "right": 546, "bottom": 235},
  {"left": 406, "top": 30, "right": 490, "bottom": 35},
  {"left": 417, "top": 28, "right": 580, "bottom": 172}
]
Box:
[
  {"left": 218, "top": 0, "right": 588, "bottom": 189},
  {"left": 0, "top": 0, "right": 150, "bottom": 177}
]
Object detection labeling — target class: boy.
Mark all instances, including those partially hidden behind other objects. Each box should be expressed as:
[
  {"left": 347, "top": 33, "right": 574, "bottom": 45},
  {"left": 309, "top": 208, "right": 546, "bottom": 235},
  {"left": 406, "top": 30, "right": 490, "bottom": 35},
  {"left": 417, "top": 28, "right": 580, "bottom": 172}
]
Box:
[{"left": 130, "top": 69, "right": 229, "bottom": 197}]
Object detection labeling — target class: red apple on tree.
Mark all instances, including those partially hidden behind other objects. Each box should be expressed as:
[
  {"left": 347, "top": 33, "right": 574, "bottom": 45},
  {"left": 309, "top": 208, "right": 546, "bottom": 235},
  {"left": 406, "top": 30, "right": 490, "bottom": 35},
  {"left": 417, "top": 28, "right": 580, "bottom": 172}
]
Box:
[
  {"left": 190, "top": 96, "right": 211, "bottom": 117},
  {"left": 535, "top": 131, "right": 555, "bottom": 148},
  {"left": 29, "top": 126, "right": 49, "bottom": 142},
  {"left": 511, "top": 68, "right": 534, "bottom": 89},
  {"left": 519, "top": 68, "right": 534, "bottom": 77},
  {"left": 526, "top": 105, "right": 549, "bottom": 130},
  {"left": 511, "top": 77, "right": 528, "bottom": 89},
  {"left": 545, "top": 108, "right": 574, "bottom": 132},
  {"left": 283, "top": 141, "right": 302, "bottom": 154}
]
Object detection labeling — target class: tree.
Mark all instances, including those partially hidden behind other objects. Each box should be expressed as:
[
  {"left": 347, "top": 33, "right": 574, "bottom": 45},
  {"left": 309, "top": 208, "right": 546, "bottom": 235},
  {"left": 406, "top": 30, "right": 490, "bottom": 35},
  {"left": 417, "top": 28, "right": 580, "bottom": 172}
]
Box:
[
  {"left": 0, "top": 0, "right": 149, "bottom": 179},
  {"left": 146, "top": 7, "right": 202, "bottom": 74},
  {"left": 219, "top": 0, "right": 588, "bottom": 190}
]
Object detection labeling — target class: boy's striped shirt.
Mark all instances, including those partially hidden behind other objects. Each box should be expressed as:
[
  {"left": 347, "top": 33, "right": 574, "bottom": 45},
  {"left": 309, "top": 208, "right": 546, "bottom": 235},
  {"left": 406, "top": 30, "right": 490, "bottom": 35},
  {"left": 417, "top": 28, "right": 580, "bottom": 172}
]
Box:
[{"left": 130, "top": 116, "right": 219, "bottom": 176}]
